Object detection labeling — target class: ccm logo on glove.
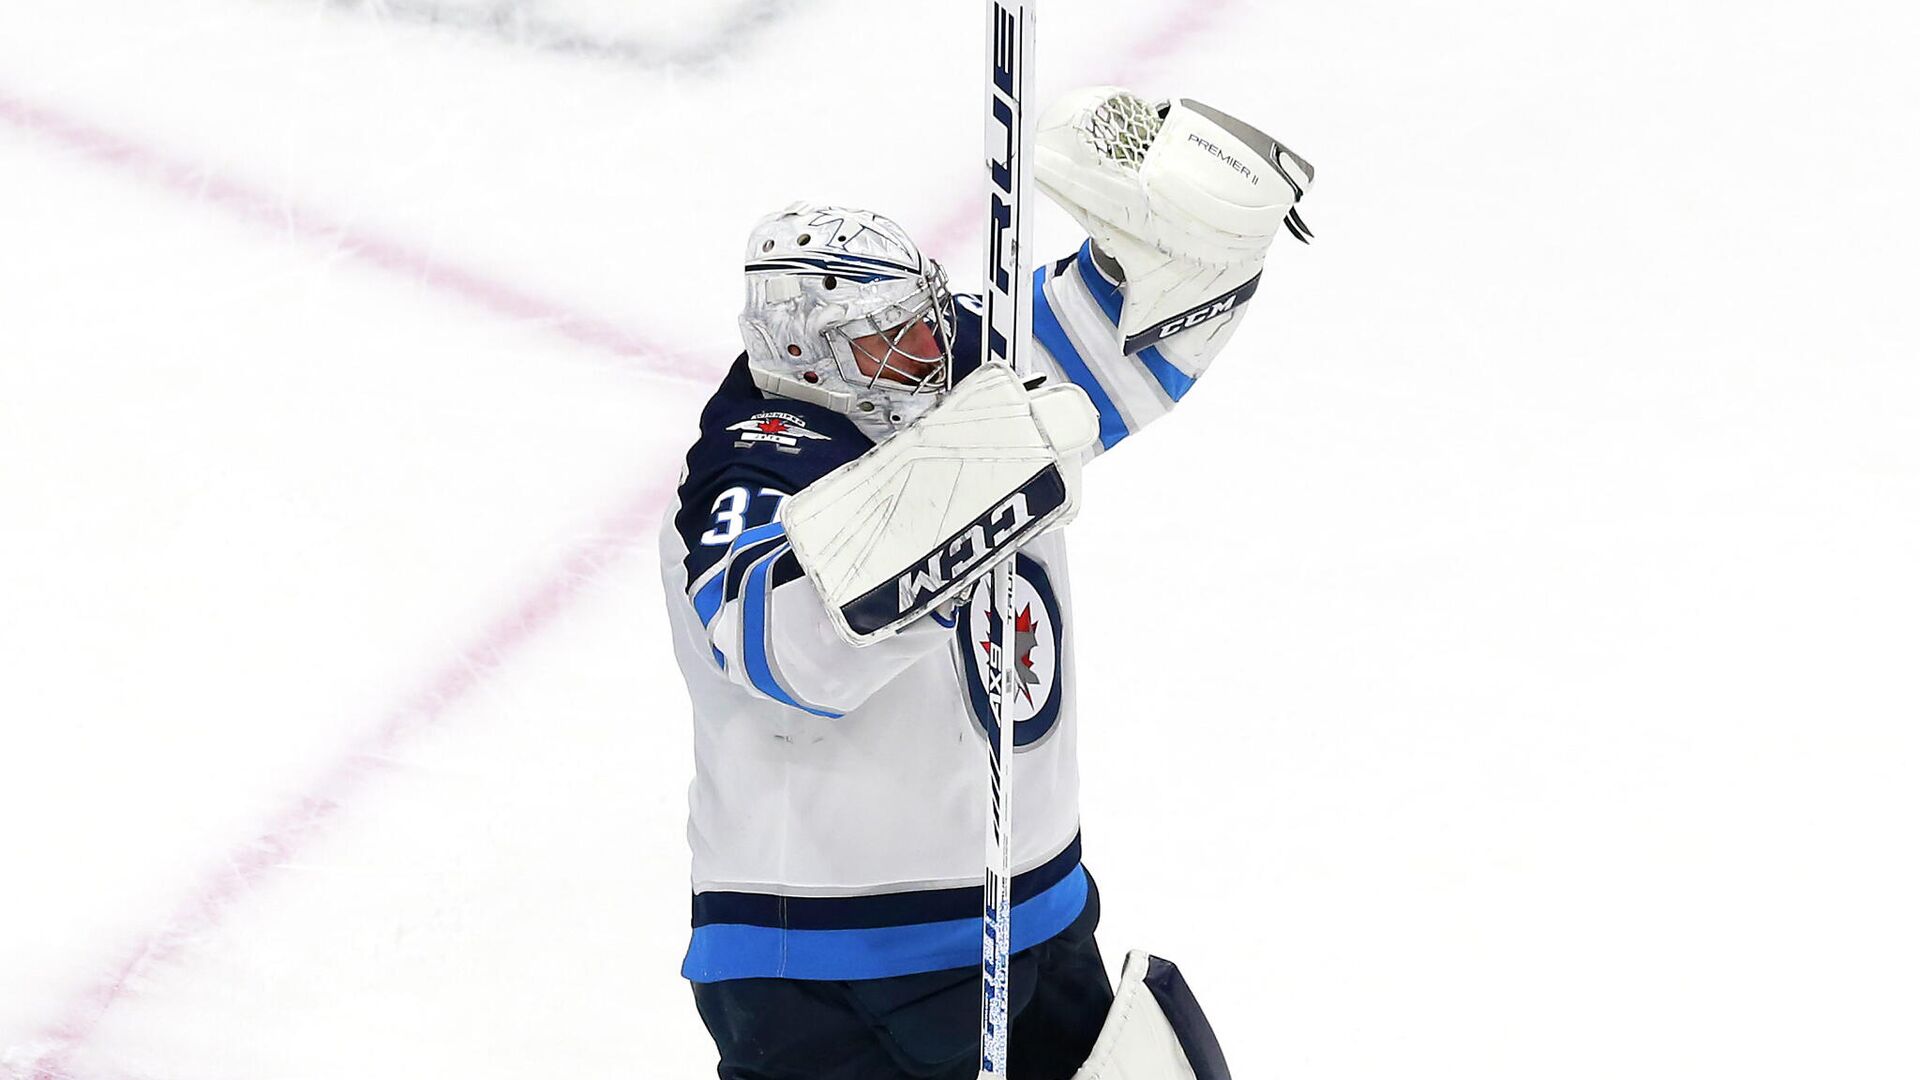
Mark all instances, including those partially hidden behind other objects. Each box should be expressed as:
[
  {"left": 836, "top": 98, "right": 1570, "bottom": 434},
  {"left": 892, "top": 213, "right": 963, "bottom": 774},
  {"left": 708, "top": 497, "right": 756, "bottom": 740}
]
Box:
[
  {"left": 834, "top": 465, "right": 1068, "bottom": 637},
  {"left": 895, "top": 490, "right": 1036, "bottom": 611}
]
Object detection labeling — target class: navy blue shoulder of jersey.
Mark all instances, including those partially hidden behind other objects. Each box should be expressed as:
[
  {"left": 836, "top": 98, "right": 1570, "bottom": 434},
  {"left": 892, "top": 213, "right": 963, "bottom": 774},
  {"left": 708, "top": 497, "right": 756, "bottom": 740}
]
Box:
[
  {"left": 948, "top": 293, "right": 985, "bottom": 385},
  {"left": 673, "top": 355, "right": 875, "bottom": 583}
]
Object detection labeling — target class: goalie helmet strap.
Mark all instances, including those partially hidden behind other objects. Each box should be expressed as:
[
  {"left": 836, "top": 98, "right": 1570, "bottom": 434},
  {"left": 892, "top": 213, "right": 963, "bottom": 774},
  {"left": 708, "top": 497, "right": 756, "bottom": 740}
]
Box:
[{"left": 748, "top": 364, "right": 858, "bottom": 414}]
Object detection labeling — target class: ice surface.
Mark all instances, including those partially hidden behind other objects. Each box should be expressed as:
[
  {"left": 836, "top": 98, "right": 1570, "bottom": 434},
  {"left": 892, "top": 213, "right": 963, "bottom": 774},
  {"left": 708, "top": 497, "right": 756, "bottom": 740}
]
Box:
[{"left": 2, "top": 0, "right": 1917, "bottom": 1077}]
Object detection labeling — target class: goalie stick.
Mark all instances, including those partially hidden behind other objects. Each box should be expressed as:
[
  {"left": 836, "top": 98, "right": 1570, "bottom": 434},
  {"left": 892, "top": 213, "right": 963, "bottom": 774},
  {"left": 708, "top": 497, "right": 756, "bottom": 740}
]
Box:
[{"left": 977, "top": 1, "right": 1036, "bottom": 1077}]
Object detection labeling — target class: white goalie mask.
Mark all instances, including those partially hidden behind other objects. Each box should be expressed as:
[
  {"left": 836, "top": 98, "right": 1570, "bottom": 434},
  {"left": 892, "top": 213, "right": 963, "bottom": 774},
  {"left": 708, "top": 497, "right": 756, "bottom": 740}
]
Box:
[{"left": 738, "top": 203, "right": 957, "bottom": 431}]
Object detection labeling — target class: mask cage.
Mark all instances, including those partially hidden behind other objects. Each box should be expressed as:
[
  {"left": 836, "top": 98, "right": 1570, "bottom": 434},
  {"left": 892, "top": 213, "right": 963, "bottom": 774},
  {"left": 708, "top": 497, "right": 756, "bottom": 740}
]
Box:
[{"left": 822, "top": 262, "right": 956, "bottom": 399}]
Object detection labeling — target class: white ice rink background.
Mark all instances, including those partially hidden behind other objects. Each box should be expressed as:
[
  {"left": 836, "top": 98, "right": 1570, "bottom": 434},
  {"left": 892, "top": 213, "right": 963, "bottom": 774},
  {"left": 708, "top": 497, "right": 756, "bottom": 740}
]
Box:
[{"left": 2, "top": 0, "right": 1916, "bottom": 1076}]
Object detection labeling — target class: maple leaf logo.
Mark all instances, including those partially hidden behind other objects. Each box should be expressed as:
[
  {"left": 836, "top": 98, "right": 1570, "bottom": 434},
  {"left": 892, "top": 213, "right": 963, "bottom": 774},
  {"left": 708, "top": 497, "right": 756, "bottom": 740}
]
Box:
[
  {"left": 979, "top": 603, "right": 1043, "bottom": 706},
  {"left": 757, "top": 418, "right": 789, "bottom": 434}
]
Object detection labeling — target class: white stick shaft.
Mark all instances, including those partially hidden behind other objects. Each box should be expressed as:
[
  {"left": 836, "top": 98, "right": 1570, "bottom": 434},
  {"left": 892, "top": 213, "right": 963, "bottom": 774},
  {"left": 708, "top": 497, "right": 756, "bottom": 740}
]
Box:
[
  {"left": 978, "top": 1, "right": 1035, "bottom": 1077},
  {"left": 979, "top": 559, "right": 1018, "bottom": 1079}
]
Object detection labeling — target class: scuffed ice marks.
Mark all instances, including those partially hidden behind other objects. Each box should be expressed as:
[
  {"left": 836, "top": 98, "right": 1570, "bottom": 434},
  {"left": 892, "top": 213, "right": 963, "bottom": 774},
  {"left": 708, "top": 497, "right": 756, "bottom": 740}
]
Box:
[{"left": 313, "top": 0, "right": 811, "bottom": 70}]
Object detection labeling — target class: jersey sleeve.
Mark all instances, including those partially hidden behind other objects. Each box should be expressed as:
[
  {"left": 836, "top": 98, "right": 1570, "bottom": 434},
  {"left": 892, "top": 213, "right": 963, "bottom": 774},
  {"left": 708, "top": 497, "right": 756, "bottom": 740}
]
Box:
[
  {"left": 1022, "top": 240, "right": 1251, "bottom": 454},
  {"left": 673, "top": 408, "right": 954, "bottom": 719}
]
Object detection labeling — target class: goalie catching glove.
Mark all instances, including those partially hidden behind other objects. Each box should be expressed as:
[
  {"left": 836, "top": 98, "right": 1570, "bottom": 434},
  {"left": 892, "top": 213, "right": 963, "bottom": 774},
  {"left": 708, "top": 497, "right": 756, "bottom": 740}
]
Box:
[
  {"left": 782, "top": 363, "right": 1100, "bottom": 646},
  {"left": 1037, "top": 88, "right": 1315, "bottom": 356}
]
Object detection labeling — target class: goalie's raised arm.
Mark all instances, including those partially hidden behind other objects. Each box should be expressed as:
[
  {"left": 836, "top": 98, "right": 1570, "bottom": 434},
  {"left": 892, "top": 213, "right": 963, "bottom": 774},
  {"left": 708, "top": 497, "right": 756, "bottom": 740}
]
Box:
[{"left": 1027, "top": 88, "right": 1315, "bottom": 451}]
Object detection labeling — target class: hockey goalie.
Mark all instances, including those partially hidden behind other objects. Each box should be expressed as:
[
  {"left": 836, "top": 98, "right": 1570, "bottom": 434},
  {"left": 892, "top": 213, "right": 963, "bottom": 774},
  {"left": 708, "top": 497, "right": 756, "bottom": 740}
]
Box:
[{"left": 658, "top": 87, "right": 1313, "bottom": 1080}]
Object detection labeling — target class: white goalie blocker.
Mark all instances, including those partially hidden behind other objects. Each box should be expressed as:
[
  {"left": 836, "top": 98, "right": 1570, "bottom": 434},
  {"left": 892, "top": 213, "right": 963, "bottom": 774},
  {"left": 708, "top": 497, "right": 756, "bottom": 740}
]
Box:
[
  {"left": 1072, "top": 950, "right": 1235, "bottom": 1080},
  {"left": 1037, "top": 87, "right": 1314, "bottom": 356},
  {"left": 783, "top": 364, "right": 1100, "bottom": 646}
]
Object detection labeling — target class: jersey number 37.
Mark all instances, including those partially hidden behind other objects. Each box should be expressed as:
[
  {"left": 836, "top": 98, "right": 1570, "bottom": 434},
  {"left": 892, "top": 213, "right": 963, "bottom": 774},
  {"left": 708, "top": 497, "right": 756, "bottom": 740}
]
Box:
[{"left": 699, "top": 486, "right": 790, "bottom": 546}]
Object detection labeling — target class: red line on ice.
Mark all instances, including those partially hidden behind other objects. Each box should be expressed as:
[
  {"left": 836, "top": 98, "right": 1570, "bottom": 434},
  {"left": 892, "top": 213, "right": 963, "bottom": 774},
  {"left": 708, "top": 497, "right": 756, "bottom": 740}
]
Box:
[
  {"left": 0, "top": 86, "right": 712, "bottom": 388},
  {"left": 18, "top": 477, "right": 675, "bottom": 1080}
]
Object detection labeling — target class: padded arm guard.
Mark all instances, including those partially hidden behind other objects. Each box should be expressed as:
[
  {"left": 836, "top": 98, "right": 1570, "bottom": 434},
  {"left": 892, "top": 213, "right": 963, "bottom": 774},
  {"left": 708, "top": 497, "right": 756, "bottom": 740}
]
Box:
[
  {"left": 1037, "top": 88, "right": 1314, "bottom": 355},
  {"left": 782, "top": 364, "right": 1100, "bottom": 646}
]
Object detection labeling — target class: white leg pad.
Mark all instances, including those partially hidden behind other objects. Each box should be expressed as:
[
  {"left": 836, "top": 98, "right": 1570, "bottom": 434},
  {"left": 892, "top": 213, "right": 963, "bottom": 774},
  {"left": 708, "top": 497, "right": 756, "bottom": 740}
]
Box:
[{"left": 1073, "top": 950, "right": 1233, "bottom": 1080}]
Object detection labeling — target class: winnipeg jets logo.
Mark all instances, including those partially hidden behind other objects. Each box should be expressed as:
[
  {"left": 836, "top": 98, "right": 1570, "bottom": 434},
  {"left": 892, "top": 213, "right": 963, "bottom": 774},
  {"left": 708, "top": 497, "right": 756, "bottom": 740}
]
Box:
[
  {"left": 958, "top": 555, "right": 1064, "bottom": 749},
  {"left": 979, "top": 603, "right": 1043, "bottom": 708},
  {"left": 727, "top": 411, "right": 831, "bottom": 454}
]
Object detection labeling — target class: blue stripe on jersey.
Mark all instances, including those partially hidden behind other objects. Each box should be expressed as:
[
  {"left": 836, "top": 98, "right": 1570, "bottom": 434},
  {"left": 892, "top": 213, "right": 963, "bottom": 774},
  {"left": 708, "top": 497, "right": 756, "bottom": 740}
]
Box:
[
  {"left": 682, "top": 865, "right": 1089, "bottom": 982},
  {"left": 722, "top": 523, "right": 789, "bottom": 604},
  {"left": 1136, "top": 345, "right": 1195, "bottom": 402},
  {"left": 693, "top": 555, "right": 735, "bottom": 673},
  {"left": 1032, "top": 267, "right": 1129, "bottom": 450},
  {"left": 1074, "top": 242, "right": 1195, "bottom": 402},
  {"left": 692, "top": 571, "right": 725, "bottom": 628},
  {"left": 742, "top": 543, "right": 842, "bottom": 719},
  {"left": 734, "top": 520, "right": 787, "bottom": 548},
  {"left": 1074, "top": 240, "right": 1125, "bottom": 322}
]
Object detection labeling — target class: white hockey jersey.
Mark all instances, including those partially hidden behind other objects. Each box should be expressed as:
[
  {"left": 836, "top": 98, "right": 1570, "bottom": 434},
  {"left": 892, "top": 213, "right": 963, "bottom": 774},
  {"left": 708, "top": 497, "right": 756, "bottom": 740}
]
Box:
[{"left": 660, "top": 244, "right": 1247, "bottom": 982}]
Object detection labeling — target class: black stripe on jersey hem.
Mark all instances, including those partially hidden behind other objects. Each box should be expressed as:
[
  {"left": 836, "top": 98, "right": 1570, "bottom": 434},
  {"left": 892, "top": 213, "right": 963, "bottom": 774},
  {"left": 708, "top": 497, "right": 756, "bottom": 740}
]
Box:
[{"left": 691, "top": 834, "right": 1082, "bottom": 930}]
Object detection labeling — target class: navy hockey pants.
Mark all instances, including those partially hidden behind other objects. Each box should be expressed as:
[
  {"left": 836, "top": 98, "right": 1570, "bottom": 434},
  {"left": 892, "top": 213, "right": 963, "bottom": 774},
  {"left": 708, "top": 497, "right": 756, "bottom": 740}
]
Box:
[{"left": 691, "top": 875, "right": 1113, "bottom": 1080}]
